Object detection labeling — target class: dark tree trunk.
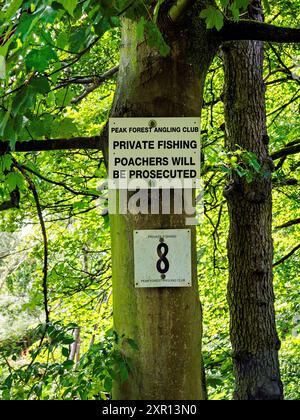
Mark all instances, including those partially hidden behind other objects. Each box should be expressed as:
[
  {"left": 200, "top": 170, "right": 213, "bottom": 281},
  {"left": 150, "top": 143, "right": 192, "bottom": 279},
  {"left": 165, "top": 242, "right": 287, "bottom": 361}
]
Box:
[{"left": 223, "top": 3, "right": 284, "bottom": 400}]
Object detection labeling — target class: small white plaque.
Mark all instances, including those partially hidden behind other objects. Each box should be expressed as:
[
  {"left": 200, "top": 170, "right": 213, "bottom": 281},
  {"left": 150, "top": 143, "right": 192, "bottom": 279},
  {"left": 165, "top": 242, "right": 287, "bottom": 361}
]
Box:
[{"left": 134, "top": 229, "right": 192, "bottom": 288}]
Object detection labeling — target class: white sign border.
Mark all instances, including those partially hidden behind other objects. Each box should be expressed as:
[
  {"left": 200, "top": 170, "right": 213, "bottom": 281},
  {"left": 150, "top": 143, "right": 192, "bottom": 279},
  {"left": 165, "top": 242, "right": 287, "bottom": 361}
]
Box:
[{"left": 134, "top": 228, "right": 192, "bottom": 289}]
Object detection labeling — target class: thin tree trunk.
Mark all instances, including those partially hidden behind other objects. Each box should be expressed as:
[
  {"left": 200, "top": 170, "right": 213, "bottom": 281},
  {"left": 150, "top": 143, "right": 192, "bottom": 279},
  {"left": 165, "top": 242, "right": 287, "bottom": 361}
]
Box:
[
  {"left": 109, "top": 14, "right": 217, "bottom": 400},
  {"left": 223, "top": 3, "right": 283, "bottom": 400},
  {"left": 69, "top": 327, "right": 81, "bottom": 362}
]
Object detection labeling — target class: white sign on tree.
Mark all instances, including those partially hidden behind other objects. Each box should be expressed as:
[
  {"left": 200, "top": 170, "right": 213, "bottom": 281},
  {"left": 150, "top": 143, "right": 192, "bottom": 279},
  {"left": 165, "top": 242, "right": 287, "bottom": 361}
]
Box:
[
  {"left": 134, "top": 229, "right": 192, "bottom": 288},
  {"left": 109, "top": 117, "right": 201, "bottom": 186}
]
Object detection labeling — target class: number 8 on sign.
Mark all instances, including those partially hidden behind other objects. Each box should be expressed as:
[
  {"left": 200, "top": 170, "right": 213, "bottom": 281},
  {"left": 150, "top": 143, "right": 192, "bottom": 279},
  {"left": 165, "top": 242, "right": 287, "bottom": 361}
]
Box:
[{"left": 156, "top": 241, "right": 170, "bottom": 275}]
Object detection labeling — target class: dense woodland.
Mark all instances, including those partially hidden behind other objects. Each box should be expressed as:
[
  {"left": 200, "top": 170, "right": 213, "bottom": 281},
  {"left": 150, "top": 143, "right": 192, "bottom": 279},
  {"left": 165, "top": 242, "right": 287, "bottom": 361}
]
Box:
[{"left": 0, "top": 0, "right": 299, "bottom": 400}]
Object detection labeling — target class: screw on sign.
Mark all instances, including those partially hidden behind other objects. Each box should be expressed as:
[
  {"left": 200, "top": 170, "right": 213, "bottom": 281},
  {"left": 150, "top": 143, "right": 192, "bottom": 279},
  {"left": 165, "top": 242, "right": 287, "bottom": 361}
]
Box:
[{"left": 157, "top": 237, "right": 170, "bottom": 279}]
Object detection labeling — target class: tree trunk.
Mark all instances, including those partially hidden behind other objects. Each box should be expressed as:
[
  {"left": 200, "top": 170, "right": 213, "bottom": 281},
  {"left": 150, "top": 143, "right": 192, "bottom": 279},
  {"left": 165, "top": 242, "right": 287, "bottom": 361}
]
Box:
[
  {"left": 109, "top": 14, "right": 217, "bottom": 400},
  {"left": 223, "top": 4, "right": 284, "bottom": 400},
  {"left": 69, "top": 327, "right": 80, "bottom": 363}
]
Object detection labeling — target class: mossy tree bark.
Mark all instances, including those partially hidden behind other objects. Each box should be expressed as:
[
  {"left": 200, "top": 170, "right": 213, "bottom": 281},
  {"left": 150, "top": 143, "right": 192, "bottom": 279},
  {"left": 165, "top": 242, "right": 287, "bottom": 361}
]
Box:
[
  {"left": 109, "top": 11, "right": 217, "bottom": 400},
  {"left": 223, "top": 3, "right": 284, "bottom": 401}
]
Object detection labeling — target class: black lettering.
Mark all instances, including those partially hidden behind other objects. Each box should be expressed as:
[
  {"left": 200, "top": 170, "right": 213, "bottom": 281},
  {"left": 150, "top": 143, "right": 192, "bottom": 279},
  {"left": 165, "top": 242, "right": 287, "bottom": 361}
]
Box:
[{"left": 157, "top": 243, "right": 170, "bottom": 274}]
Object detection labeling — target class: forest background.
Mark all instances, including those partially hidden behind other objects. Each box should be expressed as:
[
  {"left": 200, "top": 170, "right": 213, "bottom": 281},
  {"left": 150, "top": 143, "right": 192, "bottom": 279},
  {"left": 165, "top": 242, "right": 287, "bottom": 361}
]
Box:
[{"left": 0, "top": 0, "right": 299, "bottom": 400}]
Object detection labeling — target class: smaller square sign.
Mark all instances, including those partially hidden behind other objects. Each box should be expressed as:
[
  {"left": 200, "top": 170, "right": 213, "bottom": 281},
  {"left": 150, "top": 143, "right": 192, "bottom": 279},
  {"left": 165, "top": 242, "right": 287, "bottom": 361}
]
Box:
[{"left": 134, "top": 229, "right": 192, "bottom": 288}]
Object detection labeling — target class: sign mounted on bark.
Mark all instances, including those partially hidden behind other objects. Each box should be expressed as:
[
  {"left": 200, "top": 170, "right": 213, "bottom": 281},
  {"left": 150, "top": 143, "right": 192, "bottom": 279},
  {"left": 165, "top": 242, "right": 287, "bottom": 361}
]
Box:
[
  {"left": 134, "top": 229, "right": 192, "bottom": 288},
  {"left": 109, "top": 117, "right": 201, "bottom": 187}
]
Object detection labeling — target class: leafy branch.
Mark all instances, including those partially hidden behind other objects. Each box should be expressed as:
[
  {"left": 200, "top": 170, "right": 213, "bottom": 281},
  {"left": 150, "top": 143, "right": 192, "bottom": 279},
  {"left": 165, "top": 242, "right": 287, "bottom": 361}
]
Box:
[
  {"left": 273, "top": 244, "right": 300, "bottom": 267},
  {"left": 13, "top": 161, "right": 50, "bottom": 326}
]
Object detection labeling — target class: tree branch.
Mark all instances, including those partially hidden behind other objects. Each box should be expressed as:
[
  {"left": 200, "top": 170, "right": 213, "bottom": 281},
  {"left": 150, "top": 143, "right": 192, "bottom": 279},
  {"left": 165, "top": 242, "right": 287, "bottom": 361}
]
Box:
[
  {"left": 55, "top": 65, "right": 119, "bottom": 104},
  {"left": 219, "top": 20, "right": 300, "bottom": 43},
  {"left": 16, "top": 162, "right": 101, "bottom": 199},
  {"left": 267, "top": 91, "right": 300, "bottom": 118},
  {"left": 271, "top": 141, "right": 300, "bottom": 160},
  {"left": 0, "top": 136, "right": 102, "bottom": 153},
  {"left": 273, "top": 244, "right": 300, "bottom": 267},
  {"left": 266, "top": 44, "right": 300, "bottom": 86},
  {"left": 72, "top": 92, "right": 109, "bottom": 105},
  {"left": 264, "top": 65, "right": 297, "bottom": 83},
  {"left": 0, "top": 124, "right": 109, "bottom": 168},
  {"left": 275, "top": 218, "right": 300, "bottom": 230},
  {"left": 0, "top": 189, "right": 20, "bottom": 211},
  {"left": 17, "top": 165, "right": 50, "bottom": 325},
  {"left": 273, "top": 178, "right": 298, "bottom": 187},
  {"left": 57, "top": 66, "right": 119, "bottom": 89}
]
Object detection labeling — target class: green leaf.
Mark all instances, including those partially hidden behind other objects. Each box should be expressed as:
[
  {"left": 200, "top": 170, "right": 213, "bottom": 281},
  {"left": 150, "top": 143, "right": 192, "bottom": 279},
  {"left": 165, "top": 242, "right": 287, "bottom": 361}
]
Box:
[
  {"left": 27, "top": 115, "right": 55, "bottom": 138},
  {"left": 230, "top": 4, "right": 240, "bottom": 21},
  {"left": 126, "top": 338, "right": 139, "bottom": 351},
  {"left": 50, "top": 118, "right": 77, "bottom": 138},
  {"left": 62, "top": 336, "right": 75, "bottom": 345},
  {"left": 94, "top": 17, "right": 111, "bottom": 37},
  {"left": 2, "top": 389, "right": 10, "bottom": 400},
  {"left": 219, "top": 0, "right": 229, "bottom": 7},
  {"left": 29, "top": 76, "right": 51, "bottom": 95},
  {"left": 153, "top": 0, "right": 165, "bottom": 22},
  {"left": 5, "top": 120, "right": 18, "bottom": 150},
  {"left": 118, "top": 360, "right": 129, "bottom": 382},
  {"left": 0, "top": 109, "right": 10, "bottom": 137},
  {"left": 136, "top": 17, "right": 170, "bottom": 56},
  {"left": 234, "top": 0, "right": 249, "bottom": 10},
  {"left": 200, "top": 6, "right": 224, "bottom": 31},
  {"left": 40, "top": 4, "right": 59, "bottom": 24},
  {"left": 73, "top": 201, "right": 88, "bottom": 210},
  {"left": 1, "top": 155, "right": 13, "bottom": 171},
  {"left": 56, "top": 0, "right": 78, "bottom": 17},
  {"left": 0, "top": 38, "right": 13, "bottom": 58},
  {"left": 12, "top": 87, "right": 36, "bottom": 117},
  {"left": 6, "top": 172, "right": 24, "bottom": 192},
  {"left": 243, "top": 152, "right": 261, "bottom": 173},
  {"left": 57, "top": 32, "right": 68, "bottom": 49},
  {"left": 249, "top": 159, "right": 261, "bottom": 173},
  {"left": 214, "top": 10, "right": 224, "bottom": 31},
  {"left": 103, "top": 214, "right": 110, "bottom": 229},
  {"left": 59, "top": 118, "right": 77, "bottom": 137},
  {"left": 245, "top": 172, "right": 254, "bottom": 183},
  {"left": 0, "top": 0, "right": 23, "bottom": 19},
  {"left": 25, "top": 46, "right": 57, "bottom": 72},
  {"left": 235, "top": 165, "right": 246, "bottom": 178},
  {"left": 136, "top": 17, "right": 146, "bottom": 42},
  {"left": 0, "top": 56, "right": 6, "bottom": 79},
  {"left": 69, "top": 28, "right": 88, "bottom": 52},
  {"left": 62, "top": 347, "right": 70, "bottom": 357},
  {"left": 16, "top": 13, "right": 40, "bottom": 42},
  {"left": 33, "top": 383, "right": 43, "bottom": 398},
  {"left": 104, "top": 376, "right": 113, "bottom": 392},
  {"left": 62, "top": 360, "right": 74, "bottom": 370},
  {"left": 220, "top": 165, "right": 231, "bottom": 174},
  {"left": 55, "top": 89, "right": 74, "bottom": 107},
  {"left": 145, "top": 21, "right": 170, "bottom": 57},
  {"left": 207, "top": 375, "right": 224, "bottom": 388},
  {"left": 262, "top": 0, "right": 271, "bottom": 13}
]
